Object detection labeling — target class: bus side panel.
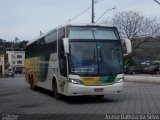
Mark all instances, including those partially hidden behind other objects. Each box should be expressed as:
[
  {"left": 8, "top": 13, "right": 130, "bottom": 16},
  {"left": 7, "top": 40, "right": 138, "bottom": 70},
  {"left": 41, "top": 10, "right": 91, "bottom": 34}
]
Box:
[
  {"left": 37, "top": 53, "right": 59, "bottom": 90},
  {"left": 25, "top": 57, "right": 41, "bottom": 85}
]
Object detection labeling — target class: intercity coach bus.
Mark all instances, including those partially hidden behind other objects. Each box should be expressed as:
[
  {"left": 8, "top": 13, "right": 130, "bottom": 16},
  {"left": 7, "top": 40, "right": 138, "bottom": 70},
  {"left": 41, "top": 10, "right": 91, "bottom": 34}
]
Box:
[{"left": 25, "top": 24, "right": 132, "bottom": 99}]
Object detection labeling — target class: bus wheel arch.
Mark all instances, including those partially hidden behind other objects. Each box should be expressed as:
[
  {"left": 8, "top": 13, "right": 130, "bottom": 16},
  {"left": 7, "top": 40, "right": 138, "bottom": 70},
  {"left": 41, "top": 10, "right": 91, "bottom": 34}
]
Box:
[{"left": 52, "top": 76, "right": 61, "bottom": 99}]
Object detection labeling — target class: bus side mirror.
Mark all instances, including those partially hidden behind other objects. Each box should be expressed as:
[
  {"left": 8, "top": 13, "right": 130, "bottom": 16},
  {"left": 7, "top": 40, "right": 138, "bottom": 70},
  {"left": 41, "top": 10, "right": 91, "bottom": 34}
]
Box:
[
  {"left": 63, "top": 38, "right": 69, "bottom": 54},
  {"left": 121, "top": 38, "right": 132, "bottom": 56}
]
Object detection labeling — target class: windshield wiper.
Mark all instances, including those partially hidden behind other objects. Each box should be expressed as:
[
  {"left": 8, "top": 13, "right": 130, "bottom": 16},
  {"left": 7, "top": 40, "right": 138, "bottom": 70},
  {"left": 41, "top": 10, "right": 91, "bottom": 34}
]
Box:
[{"left": 99, "top": 49, "right": 103, "bottom": 63}]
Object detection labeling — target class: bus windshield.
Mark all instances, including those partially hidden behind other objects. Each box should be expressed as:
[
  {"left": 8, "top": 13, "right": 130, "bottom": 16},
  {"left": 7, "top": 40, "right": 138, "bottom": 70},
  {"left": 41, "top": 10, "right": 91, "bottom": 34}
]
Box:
[
  {"left": 69, "top": 41, "right": 123, "bottom": 76},
  {"left": 69, "top": 27, "right": 119, "bottom": 40}
]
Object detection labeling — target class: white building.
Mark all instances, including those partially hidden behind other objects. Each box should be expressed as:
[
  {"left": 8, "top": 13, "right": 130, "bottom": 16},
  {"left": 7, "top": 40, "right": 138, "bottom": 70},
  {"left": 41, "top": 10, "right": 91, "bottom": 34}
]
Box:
[{"left": 7, "top": 50, "right": 25, "bottom": 73}]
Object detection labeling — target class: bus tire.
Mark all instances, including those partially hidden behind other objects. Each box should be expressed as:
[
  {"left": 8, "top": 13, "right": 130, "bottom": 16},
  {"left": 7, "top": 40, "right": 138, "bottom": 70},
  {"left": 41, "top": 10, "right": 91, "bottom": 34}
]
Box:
[
  {"left": 95, "top": 95, "right": 104, "bottom": 99},
  {"left": 30, "top": 75, "right": 36, "bottom": 91},
  {"left": 52, "top": 78, "right": 61, "bottom": 100}
]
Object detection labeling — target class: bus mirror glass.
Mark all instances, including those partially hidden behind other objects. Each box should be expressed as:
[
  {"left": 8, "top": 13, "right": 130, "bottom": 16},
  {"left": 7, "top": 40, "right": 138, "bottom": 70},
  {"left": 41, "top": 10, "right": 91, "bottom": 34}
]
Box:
[
  {"left": 121, "top": 38, "right": 132, "bottom": 56},
  {"left": 63, "top": 38, "right": 69, "bottom": 54}
]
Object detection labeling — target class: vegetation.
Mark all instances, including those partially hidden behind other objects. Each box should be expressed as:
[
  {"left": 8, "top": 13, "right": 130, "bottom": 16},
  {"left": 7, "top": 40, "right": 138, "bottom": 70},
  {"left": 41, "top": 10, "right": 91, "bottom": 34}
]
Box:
[
  {"left": 103, "top": 10, "right": 160, "bottom": 64},
  {"left": 125, "top": 57, "right": 138, "bottom": 66},
  {"left": 0, "top": 38, "right": 28, "bottom": 54}
]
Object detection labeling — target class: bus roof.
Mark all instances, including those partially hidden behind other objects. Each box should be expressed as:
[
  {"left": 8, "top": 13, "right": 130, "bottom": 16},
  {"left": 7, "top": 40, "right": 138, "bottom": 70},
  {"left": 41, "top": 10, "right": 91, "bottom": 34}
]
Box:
[{"left": 26, "top": 23, "right": 116, "bottom": 46}]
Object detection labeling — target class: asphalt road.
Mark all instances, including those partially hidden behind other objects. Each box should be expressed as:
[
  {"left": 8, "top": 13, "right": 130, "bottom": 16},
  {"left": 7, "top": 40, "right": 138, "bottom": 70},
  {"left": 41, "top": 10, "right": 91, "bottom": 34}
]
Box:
[{"left": 0, "top": 75, "right": 160, "bottom": 119}]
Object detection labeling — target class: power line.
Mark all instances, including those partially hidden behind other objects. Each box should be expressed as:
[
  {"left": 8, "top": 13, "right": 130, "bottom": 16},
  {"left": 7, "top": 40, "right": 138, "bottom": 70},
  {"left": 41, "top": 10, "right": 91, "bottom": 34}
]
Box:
[
  {"left": 66, "top": 6, "right": 91, "bottom": 24},
  {"left": 154, "top": 0, "right": 160, "bottom": 5},
  {"left": 95, "top": 7, "right": 116, "bottom": 23},
  {"left": 66, "top": 0, "right": 104, "bottom": 24}
]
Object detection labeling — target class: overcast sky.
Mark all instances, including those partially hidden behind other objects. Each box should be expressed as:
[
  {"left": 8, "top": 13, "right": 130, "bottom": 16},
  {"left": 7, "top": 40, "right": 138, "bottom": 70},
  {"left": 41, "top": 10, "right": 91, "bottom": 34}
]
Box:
[{"left": 0, "top": 0, "right": 160, "bottom": 41}]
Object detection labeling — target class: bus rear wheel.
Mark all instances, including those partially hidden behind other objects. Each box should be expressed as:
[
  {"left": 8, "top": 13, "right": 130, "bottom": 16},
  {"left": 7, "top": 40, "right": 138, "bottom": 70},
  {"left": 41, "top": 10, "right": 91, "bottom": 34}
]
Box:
[{"left": 52, "top": 80, "right": 61, "bottom": 100}]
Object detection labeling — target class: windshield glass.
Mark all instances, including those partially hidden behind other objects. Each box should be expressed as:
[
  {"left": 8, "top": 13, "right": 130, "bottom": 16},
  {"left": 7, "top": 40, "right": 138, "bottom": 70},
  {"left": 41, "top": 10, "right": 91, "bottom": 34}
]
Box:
[
  {"left": 69, "top": 42, "right": 98, "bottom": 75},
  {"left": 69, "top": 27, "right": 119, "bottom": 40},
  {"left": 69, "top": 41, "right": 123, "bottom": 76}
]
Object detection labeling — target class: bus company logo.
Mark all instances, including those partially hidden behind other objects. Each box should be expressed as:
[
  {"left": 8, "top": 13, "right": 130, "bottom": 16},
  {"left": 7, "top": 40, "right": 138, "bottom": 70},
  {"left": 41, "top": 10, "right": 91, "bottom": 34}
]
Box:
[{"left": 2, "top": 114, "right": 18, "bottom": 120}]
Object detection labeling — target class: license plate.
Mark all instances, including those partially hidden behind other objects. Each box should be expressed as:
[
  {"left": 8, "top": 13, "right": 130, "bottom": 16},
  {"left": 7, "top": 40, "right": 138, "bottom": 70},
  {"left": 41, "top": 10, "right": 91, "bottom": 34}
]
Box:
[{"left": 94, "top": 88, "right": 104, "bottom": 92}]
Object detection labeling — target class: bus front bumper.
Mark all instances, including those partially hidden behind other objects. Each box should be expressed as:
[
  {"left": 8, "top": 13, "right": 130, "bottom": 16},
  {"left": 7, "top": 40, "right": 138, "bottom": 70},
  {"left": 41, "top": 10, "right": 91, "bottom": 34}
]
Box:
[{"left": 66, "top": 82, "right": 124, "bottom": 96}]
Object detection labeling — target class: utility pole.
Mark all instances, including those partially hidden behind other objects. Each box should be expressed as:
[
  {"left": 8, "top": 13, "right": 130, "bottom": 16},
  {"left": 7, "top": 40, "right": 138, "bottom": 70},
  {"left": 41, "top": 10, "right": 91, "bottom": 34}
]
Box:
[{"left": 92, "top": 0, "right": 94, "bottom": 23}]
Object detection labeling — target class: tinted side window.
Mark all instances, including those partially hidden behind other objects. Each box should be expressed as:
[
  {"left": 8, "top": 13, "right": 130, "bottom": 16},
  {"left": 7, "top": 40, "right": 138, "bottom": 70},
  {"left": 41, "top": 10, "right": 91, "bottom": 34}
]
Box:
[
  {"left": 45, "top": 32, "right": 57, "bottom": 43},
  {"left": 38, "top": 38, "right": 46, "bottom": 56},
  {"left": 26, "top": 41, "right": 39, "bottom": 58},
  {"left": 58, "top": 28, "right": 65, "bottom": 40},
  {"left": 45, "top": 31, "right": 57, "bottom": 54},
  {"left": 26, "top": 31, "right": 58, "bottom": 58}
]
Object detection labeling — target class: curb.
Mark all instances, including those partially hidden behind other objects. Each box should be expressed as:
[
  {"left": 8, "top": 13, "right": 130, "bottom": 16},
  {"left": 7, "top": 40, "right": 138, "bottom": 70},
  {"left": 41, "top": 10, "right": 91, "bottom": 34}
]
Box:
[{"left": 124, "top": 75, "right": 160, "bottom": 84}]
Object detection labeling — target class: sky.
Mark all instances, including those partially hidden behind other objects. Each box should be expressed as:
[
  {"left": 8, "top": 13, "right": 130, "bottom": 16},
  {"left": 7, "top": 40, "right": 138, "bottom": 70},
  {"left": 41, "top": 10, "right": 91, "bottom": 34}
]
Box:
[{"left": 0, "top": 0, "right": 160, "bottom": 41}]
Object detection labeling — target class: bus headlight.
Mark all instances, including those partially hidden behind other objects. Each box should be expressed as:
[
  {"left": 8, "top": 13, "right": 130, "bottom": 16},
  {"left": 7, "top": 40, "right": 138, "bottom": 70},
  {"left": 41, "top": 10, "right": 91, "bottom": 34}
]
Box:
[
  {"left": 68, "top": 79, "right": 84, "bottom": 85},
  {"left": 115, "top": 77, "right": 124, "bottom": 83}
]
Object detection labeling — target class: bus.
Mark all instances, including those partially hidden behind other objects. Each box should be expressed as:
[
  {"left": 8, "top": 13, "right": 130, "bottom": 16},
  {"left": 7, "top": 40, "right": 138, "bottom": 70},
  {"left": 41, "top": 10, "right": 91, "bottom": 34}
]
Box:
[{"left": 25, "top": 24, "right": 132, "bottom": 99}]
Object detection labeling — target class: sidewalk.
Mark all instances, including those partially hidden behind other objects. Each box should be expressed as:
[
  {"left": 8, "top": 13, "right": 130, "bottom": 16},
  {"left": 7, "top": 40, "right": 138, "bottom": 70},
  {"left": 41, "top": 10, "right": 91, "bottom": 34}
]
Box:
[{"left": 124, "top": 74, "right": 160, "bottom": 84}]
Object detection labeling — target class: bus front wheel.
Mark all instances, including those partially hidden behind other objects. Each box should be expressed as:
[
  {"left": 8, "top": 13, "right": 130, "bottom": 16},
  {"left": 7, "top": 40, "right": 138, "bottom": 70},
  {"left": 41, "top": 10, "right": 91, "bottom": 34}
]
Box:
[{"left": 52, "top": 80, "right": 61, "bottom": 100}]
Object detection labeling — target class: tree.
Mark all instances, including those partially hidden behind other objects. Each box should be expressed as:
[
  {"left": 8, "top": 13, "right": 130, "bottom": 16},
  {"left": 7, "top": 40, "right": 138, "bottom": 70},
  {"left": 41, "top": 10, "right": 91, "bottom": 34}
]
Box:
[
  {"left": 16, "top": 40, "right": 28, "bottom": 49},
  {"left": 0, "top": 39, "right": 7, "bottom": 54},
  {"left": 103, "top": 10, "right": 160, "bottom": 57},
  {"left": 0, "top": 39, "right": 28, "bottom": 53},
  {"left": 105, "top": 11, "right": 160, "bottom": 39}
]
